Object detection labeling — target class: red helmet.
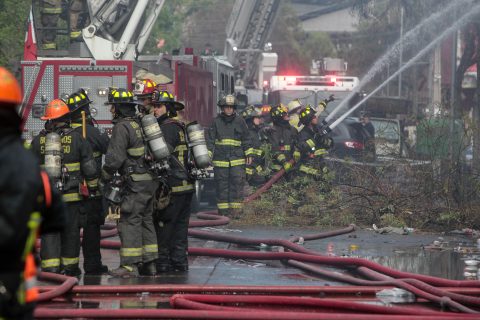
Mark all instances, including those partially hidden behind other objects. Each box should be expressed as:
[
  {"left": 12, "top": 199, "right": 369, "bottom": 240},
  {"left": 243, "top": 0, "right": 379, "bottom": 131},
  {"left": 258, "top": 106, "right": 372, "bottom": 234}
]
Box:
[
  {"left": 0, "top": 67, "right": 22, "bottom": 106},
  {"left": 133, "top": 79, "right": 157, "bottom": 97}
]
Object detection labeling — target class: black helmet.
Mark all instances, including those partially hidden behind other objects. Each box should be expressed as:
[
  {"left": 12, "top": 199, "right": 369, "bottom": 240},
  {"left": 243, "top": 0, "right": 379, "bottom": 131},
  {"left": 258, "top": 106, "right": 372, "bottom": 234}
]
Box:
[
  {"left": 66, "top": 89, "right": 92, "bottom": 113},
  {"left": 270, "top": 104, "right": 288, "bottom": 122},
  {"left": 218, "top": 94, "right": 237, "bottom": 108},
  {"left": 104, "top": 88, "right": 139, "bottom": 106},
  {"left": 241, "top": 105, "right": 261, "bottom": 120},
  {"left": 299, "top": 105, "right": 316, "bottom": 125},
  {"left": 151, "top": 90, "right": 184, "bottom": 111}
]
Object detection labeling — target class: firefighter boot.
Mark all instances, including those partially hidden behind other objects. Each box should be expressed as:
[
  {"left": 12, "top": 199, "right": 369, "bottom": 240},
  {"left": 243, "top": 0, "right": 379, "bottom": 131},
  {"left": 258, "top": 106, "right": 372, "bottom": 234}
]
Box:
[
  {"left": 84, "top": 265, "right": 109, "bottom": 276},
  {"left": 139, "top": 261, "right": 157, "bottom": 276},
  {"left": 63, "top": 265, "right": 82, "bottom": 277},
  {"left": 173, "top": 264, "right": 189, "bottom": 272},
  {"left": 109, "top": 264, "right": 139, "bottom": 278},
  {"left": 42, "top": 267, "right": 61, "bottom": 274}
]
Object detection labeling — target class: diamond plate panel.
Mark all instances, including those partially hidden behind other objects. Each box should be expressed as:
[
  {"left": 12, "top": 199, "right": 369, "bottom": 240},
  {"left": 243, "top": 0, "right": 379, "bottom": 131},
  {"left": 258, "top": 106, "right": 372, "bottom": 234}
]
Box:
[
  {"left": 59, "top": 76, "right": 74, "bottom": 100},
  {"left": 34, "top": 66, "right": 54, "bottom": 104},
  {"left": 23, "top": 66, "right": 54, "bottom": 140},
  {"left": 73, "top": 76, "right": 113, "bottom": 123},
  {"left": 112, "top": 75, "right": 128, "bottom": 88}
]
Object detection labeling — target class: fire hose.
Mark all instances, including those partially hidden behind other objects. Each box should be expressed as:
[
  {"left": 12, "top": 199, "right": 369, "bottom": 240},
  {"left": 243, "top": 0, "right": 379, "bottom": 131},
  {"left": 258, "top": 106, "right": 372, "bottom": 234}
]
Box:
[
  {"left": 169, "top": 293, "right": 479, "bottom": 316},
  {"left": 34, "top": 308, "right": 479, "bottom": 320},
  {"left": 34, "top": 167, "right": 480, "bottom": 318}
]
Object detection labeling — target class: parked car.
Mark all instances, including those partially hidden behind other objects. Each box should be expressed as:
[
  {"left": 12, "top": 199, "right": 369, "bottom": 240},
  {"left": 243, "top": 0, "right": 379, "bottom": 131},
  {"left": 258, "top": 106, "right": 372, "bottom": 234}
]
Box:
[{"left": 326, "top": 117, "right": 374, "bottom": 161}]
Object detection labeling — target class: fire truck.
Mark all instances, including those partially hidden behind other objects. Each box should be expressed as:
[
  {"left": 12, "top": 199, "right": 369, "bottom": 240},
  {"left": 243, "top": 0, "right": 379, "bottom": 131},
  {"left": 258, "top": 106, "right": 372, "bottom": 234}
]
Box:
[
  {"left": 267, "top": 75, "right": 361, "bottom": 115},
  {"left": 20, "top": 0, "right": 234, "bottom": 140}
]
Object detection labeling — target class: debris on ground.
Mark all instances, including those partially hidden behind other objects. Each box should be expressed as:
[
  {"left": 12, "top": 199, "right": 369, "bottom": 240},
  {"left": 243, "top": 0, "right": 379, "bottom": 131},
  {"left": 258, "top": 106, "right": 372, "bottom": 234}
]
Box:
[{"left": 372, "top": 224, "right": 413, "bottom": 235}]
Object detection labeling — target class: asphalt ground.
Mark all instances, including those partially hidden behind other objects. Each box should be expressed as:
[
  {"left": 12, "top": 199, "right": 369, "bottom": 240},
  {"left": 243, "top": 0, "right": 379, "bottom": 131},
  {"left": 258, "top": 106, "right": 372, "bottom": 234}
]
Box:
[{"left": 77, "top": 225, "right": 474, "bottom": 287}]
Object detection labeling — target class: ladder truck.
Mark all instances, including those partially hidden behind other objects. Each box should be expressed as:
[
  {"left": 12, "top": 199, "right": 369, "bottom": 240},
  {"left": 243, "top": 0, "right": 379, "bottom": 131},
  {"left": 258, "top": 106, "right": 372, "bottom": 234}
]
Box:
[{"left": 224, "top": 0, "right": 280, "bottom": 105}]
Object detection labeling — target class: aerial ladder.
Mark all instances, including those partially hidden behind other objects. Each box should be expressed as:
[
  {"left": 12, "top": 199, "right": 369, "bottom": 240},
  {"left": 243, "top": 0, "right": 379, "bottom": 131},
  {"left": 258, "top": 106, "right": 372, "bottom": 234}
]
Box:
[
  {"left": 224, "top": 0, "right": 280, "bottom": 90},
  {"left": 21, "top": 0, "right": 165, "bottom": 139}
]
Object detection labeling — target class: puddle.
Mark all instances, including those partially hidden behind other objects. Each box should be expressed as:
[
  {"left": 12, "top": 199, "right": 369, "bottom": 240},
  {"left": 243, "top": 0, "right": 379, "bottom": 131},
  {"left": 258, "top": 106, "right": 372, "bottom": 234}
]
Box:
[{"left": 366, "top": 244, "right": 477, "bottom": 280}]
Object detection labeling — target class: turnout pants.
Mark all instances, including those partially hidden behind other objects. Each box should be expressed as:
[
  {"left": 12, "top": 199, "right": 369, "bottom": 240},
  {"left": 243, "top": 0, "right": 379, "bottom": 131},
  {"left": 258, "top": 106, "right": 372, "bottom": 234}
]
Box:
[
  {"left": 118, "top": 180, "right": 158, "bottom": 266},
  {"left": 40, "top": 201, "right": 85, "bottom": 272},
  {"left": 82, "top": 197, "right": 105, "bottom": 273},
  {"left": 214, "top": 165, "right": 245, "bottom": 216},
  {"left": 155, "top": 192, "right": 193, "bottom": 269}
]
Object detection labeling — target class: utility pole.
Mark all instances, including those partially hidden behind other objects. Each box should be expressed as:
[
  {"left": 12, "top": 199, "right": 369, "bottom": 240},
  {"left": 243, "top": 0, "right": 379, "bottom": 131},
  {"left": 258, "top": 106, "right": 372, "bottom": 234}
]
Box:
[
  {"left": 474, "top": 24, "right": 480, "bottom": 174},
  {"left": 449, "top": 30, "right": 457, "bottom": 163},
  {"left": 398, "top": 7, "right": 404, "bottom": 97}
]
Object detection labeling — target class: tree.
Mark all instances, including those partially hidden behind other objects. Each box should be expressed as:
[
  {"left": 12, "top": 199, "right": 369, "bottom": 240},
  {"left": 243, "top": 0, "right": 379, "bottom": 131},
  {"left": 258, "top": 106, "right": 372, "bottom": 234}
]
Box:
[
  {"left": 0, "top": 0, "right": 30, "bottom": 69},
  {"left": 270, "top": 3, "right": 337, "bottom": 74},
  {"left": 143, "top": 0, "right": 219, "bottom": 55}
]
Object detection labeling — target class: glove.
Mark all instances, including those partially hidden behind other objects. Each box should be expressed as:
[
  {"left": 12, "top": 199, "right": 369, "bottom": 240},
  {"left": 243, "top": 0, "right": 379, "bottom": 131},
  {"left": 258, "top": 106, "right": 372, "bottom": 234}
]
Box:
[
  {"left": 324, "top": 94, "right": 335, "bottom": 104},
  {"left": 321, "top": 136, "right": 334, "bottom": 149},
  {"left": 314, "top": 133, "right": 333, "bottom": 149},
  {"left": 106, "top": 204, "right": 121, "bottom": 221}
]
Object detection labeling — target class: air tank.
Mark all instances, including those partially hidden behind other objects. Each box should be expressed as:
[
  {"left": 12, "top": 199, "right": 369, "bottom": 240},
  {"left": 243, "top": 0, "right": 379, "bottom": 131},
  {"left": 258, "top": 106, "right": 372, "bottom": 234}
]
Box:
[
  {"left": 44, "top": 132, "right": 62, "bottom": 179},
  {"left": 141, "top": 114, "right": 170, "bottom": 161},
  {"left": 186, "top": 122, "right": 210, "bottom": 169}
]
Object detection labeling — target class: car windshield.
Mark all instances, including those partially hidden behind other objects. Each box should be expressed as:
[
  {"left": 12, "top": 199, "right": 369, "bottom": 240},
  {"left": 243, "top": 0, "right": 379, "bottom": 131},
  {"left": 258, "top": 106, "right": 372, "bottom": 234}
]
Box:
[{"left": 371, "top": 119, "right": 400, "bottom": 141}]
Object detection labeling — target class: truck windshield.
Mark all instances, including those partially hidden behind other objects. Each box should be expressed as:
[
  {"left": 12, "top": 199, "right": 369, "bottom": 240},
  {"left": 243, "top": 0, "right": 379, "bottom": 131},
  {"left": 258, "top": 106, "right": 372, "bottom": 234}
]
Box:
[
  {"left": 316, "top": 91, "right": 352, "bottom": 116},
  {"left": 277, "top": 90, "right": 316, "bottom": 106}
]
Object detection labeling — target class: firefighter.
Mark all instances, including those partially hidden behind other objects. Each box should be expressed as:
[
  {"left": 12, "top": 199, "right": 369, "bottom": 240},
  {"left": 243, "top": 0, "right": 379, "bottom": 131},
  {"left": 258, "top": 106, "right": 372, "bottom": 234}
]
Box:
[
  {"left": 38, "top": 0, "right": 62, "bottom": 50},
  {"left": 152, "top": 90, "right": 194, "bottom": 272},
  {"left": 133, "top": 79, "right": 157, "bottom": 115},
  {"left": 66, "top": 89, "right": 109, "bottom": 275},
  {"left": 207, "top": 94, "right": 252, "bottom": 217},
  {"left": 102, "top": 88, "right": 158, "bottom": 277},
  {"left": 268, "top": 104, "right": 299, "bottom": 176},
  {"left": 297, "top": 105, "right": 333, "bottom": 180},
  {"left": 69, "top": 0, "right": 90, "bottom": 42},
  {"left": 0, "top": 67, "right": 65, "bottom": 319},
  {"left": 31, "top": 99, "right": 98, "bottom": 277},
  {"left": 241, "top": 106, "right": 267, "bottom": 186}
]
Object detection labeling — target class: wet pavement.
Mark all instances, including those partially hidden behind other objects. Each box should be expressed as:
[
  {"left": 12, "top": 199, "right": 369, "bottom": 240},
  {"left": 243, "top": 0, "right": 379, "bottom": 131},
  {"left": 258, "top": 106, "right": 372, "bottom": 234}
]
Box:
[
  {"left": 74, "top": 225, "right": 476, "bottom": 287},
  {"left": 36, "top": 219, "right": 480, "bottom": 314}
]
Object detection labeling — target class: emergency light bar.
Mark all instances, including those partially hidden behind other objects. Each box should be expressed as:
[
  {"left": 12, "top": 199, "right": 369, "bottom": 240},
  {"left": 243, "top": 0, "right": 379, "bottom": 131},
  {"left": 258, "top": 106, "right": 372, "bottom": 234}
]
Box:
[{"left": 269, "top": 75, "right": 359, "bottom": 92}]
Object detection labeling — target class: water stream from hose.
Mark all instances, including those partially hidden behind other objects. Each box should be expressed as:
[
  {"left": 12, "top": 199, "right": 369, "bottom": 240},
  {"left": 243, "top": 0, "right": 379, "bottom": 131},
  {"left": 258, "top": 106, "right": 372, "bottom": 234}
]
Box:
[
  {"left": 324, "top": 0, "right": 475, "bottom": 123},
  {"left": 328, "top": 3, "right": 480, "bottom": 131}
]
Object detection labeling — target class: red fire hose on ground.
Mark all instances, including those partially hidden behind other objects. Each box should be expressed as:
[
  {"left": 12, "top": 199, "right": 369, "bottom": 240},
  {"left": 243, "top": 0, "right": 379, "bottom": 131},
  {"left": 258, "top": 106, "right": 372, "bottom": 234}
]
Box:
[
  {"left": 169, "top": 294, "right": 480, "bottom": 316},
  {"left": 34, "top": 167, "right": 480, "bottom": 318}
]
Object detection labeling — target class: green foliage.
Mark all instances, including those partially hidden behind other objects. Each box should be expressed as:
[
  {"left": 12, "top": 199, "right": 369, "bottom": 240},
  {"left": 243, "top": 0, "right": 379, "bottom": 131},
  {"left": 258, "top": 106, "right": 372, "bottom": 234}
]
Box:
[
  {"left": 270, "top": 4, "right": 337, "bottom": 74},
  {"left": 0, "top": 0, "right": 30, "bottom": 68},
  {"left": 379, "top": 213, "right": 405, "bottom": 228},
  {"left": 242, "top": 170, "right": 353, "bottom": 228},
  {"left": 346, "top": 0, "right": 451, "bottom": 77},
  {"left": 143, "top": 0, "right": 219, "bottom": 55}
]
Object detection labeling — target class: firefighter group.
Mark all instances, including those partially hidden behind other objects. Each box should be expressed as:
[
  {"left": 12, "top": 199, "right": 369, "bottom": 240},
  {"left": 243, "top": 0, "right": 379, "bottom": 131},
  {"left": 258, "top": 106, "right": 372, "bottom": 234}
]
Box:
[{"left": 0, "top": 66, "right": 335, "bottom": 318}]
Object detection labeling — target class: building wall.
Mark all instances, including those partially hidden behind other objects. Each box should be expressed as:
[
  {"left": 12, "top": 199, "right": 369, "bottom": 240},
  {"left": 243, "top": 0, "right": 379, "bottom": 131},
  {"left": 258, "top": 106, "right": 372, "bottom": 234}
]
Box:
[{"left": 301, "top": 8, "right": 358, "bottom": 33}]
